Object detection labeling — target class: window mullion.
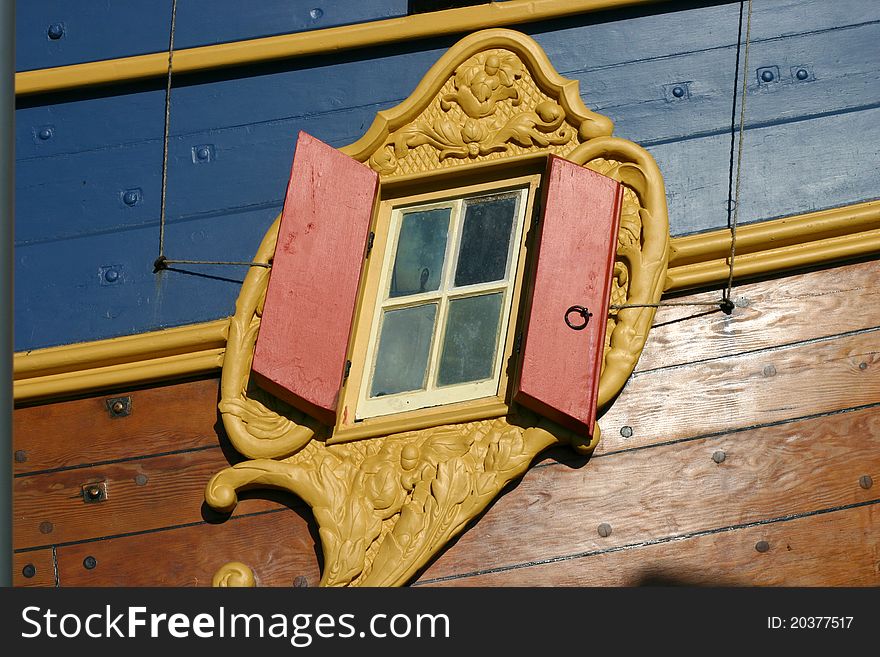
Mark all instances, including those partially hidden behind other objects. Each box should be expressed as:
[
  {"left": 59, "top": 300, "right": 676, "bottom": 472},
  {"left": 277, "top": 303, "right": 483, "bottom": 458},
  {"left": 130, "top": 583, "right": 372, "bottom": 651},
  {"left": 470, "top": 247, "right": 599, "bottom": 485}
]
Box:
[{"left": 425, "top": 198, "right": 465, "bottom": 392}]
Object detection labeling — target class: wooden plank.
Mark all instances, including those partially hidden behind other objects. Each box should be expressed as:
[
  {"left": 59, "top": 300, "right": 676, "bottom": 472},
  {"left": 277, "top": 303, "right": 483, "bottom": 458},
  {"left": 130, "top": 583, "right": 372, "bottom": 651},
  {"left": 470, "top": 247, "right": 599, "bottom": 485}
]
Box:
[
  {"left": 516, "top": 158, "right": 621, "bottom": 435},
  {"left": 419, "top": 502, "right": 880, "bottom": 586},
  {"left": 13, "top": 549, "right": 55, "bottom": 588},
  {"left": 596, "top": 328, "right": 880, "bottom": 455},
  {"left": 415, "top": 406, "right": 880, "bottom": 582},
  {"left": 56, "top": 510, "right": 321, "bottom": 587},
  {"left": 636, "top": 259, "right": 880, "bottom": 373},
  {"left": 253, "top": 132, "right": 378, "bottom": 426},
  {"left": 13, "top": 377, "right": 221, "bottom": 475},
  {"left": 13, "top": 447, "right": 291, "bottom": 550}
]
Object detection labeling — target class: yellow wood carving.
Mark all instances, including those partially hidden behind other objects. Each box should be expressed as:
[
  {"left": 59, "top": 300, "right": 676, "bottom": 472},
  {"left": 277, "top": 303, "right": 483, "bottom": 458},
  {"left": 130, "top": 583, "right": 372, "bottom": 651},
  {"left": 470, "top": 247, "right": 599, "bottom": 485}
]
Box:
[{"left": 206, "top": 28, "right": 669, "bottom": 586}]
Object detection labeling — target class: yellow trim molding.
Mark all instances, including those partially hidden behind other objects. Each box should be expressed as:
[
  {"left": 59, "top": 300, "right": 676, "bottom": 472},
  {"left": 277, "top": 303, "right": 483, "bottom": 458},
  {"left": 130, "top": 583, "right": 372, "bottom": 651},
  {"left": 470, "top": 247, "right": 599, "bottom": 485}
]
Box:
[
  {"left": 15, "top": 0, "right": 661, "bottom": 96},
  {"left": 13, "top": 200, "right": 879, "bottom": 404}
]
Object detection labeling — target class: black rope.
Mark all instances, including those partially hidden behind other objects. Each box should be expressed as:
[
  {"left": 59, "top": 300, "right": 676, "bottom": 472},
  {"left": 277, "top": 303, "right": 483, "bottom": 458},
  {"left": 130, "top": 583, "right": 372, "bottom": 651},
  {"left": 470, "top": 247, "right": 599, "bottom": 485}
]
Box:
[{"left": 614, "top": 1, "right": 751, "bottom": 316}]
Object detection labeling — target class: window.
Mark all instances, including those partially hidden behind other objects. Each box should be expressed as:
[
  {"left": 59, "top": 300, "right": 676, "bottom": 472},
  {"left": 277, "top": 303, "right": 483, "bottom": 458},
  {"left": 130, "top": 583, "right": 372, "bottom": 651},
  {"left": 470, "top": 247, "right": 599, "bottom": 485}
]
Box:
[
  {"left": 355, "top": 183, "right": 533, "bottom": 422},
  {"left": 252, "top": 132, "right": 623, "bottom": 445}
]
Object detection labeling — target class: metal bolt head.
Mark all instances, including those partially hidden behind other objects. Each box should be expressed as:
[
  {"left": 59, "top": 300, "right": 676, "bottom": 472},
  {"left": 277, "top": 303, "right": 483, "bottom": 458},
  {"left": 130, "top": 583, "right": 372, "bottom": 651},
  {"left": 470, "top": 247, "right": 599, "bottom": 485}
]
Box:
[
  {"left": 14, "top": 449, "right": 28, "bottom": 463},
  {"left": 39, "top": 521, "right": 54, "bottom": 535},
  {"left": 859, "top": 362, "right": 868, "bottom": 371},
  {"left": 597, "top": 523, "right": 613, "bottom": 538},
  {"left": 293, "top": 575, "right": 310, "bottom": 587},
  {"left": 760, "top": 69, "right": 775, "bottom": 82},
  {"left": 22, "top": 564, "right": 37, "bottom": 578},
  {"left": 859, "top": 475, "right": 873, "bottom": 490},
  {"left": 134, "top": 474, "right": 148, "bottom": 486},
  {"left": 112, "top": 401, "right": 125, "bottom": 413},
  {"left": 83, "top": 556, "right": 97, "bottom": 570},
  {"left": 712, "top": 450, "right": 726, "bottom": 464},
  {"left": 309, "top": 8, "right": 323, "bottom": 20},
  {"left": 796, "top": 68, "right": 809, "bottom": 80},
  {"left": 86, "top": 485, "right": 102, "bottom": 500},
  {"left": 122, "top": 189, "right": 140, "bottom": 206},
  {"left": 106, "top": 396, "right": 132, "bottom": 418},
  {"left": 103, "top": 269, "right": 119, "bottom": 283},
  {"left": 763, "top": 364, "right": 777, "bottom": 377},
  {"left": 671, "top": 86, "right": 685, "bottom": 98},
  {"left": 37, "top": 127, "right": 53, "bottom": 140},
  {"left": 47, "top": 23, "right": 64, "bottom": 40},
  {"left": 620, "top": 426, "right": 633, "bottom": 438},
  {"left": 755, "top": 540, "right": 770, "bottom": 553}
]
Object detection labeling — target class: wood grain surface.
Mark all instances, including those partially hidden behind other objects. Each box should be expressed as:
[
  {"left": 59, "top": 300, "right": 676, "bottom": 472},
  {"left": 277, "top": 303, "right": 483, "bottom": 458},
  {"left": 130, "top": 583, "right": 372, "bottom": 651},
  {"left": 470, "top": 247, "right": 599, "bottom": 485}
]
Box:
[
  {"left": 419, "top": 502, "right": 880, "bottom": 586},
  {"left": 637, "top": 259, "right": 880, "bottom": 373},
  {"left": 416, "top": 406, "right": 880, "bottom": 582},
  {"left": 13, "top": 377, "right": 221, "bottom": 475},
  {"left": 13, "top": 548, "right": 56, "bottom": 588},
  {"left": 596, "top": 328, "right": 879, "bottom": 455},
  {"left": 55, "top": 510, "right": 321, "bottom": 587},
  {"left": 13, "top": 446, "right": 301, "bottom": 549}
]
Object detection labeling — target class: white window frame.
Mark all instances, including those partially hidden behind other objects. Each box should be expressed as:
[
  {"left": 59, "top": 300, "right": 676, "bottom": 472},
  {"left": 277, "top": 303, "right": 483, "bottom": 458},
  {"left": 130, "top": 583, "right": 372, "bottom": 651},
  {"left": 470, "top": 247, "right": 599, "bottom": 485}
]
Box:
[{"left": 356, "top": 185, "right": 531, "bottom": 421}]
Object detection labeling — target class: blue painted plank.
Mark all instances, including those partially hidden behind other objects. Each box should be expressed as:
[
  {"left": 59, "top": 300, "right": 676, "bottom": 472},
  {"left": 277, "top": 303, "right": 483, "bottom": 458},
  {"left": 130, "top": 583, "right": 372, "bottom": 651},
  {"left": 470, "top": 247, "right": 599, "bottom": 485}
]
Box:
[
  {"left": 15, "top": 206, "right": 278, "bottom": 350},
  {"left": 649, "top": 106, "right": 880, "bottom": 235},
  {"left": 16, "top": 104, "right": 880, "bottom": 350},
  {"left": 17, "top": 20, "right": 880, "bottom": 246},
  {"left": 16, "top": 1, "right": 409, "bottom": 72}
]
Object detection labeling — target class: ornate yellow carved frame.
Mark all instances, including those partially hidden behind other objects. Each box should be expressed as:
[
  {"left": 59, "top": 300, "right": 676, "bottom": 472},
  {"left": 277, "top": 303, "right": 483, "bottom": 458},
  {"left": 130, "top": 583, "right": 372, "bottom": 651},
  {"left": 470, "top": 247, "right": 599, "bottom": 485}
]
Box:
[{"left": 206, "top": 28, "right": 669, "bottom": 587}]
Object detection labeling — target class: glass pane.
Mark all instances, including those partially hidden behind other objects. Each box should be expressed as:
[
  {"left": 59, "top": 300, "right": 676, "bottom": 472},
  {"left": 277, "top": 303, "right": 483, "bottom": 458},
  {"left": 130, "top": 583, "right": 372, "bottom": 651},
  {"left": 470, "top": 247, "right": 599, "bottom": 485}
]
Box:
[
  {"left": 454, "top": 195, "right": 517, "bottom": 287},
  {"left": 437, "top": 293, "right": 504, "bottom": 387},
  {"left": 370, "top": 304, "right": 437, "bottom": 397},
  {"left": 389, "top": 207, "right": 451, "bottom": 298}
]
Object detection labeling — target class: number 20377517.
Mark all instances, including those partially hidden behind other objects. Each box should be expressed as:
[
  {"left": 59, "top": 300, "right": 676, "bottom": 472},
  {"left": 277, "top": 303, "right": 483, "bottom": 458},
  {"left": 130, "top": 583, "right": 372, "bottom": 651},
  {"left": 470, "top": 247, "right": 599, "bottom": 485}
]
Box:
[{"left": 768, "top": 617, "right": 853, "bottom": 629}]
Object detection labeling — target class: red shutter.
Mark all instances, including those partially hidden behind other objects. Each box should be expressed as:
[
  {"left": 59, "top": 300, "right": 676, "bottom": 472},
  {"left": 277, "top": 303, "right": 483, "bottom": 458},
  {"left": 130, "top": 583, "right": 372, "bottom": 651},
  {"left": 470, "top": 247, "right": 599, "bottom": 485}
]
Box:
[
  {"left": 252, "top": 131, "right": 379, "bottom": 426},
  {"left": 514, "top": 155, "right": 623, "bottom": 436}
]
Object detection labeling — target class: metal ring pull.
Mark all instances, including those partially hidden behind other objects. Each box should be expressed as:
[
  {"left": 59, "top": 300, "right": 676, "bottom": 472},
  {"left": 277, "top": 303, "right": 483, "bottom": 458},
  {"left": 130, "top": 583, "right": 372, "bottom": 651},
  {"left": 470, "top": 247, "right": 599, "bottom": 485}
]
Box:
[{"left": 564, "top": 305, "right": 592, "bottom": 330}]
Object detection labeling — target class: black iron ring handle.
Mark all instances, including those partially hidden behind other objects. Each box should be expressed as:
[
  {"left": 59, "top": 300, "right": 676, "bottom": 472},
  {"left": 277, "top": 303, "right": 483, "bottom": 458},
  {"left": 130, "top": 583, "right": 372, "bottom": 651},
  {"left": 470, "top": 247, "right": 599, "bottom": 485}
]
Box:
[{"left": 565, "top": 305, "right": 592, "bottom": 330}]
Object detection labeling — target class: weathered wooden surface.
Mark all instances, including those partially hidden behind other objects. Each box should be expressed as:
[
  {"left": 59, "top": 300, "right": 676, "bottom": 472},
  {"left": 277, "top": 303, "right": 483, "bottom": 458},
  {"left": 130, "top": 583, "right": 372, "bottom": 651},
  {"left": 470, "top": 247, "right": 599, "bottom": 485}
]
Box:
[
  {"left": 252, "top": 132, "right": 378, "bottom": 426},
  {"left": 55, "top": 510, "right": 321, "bottom": 587},
  {"left": 13, "top": 549, "right": 55, "bottom": 588},
  {"left": 414, "top": 405, "right": 880, "bottom": 582},
  {"left": 596, "top": 328, "right": 879, "bottom": 455},
  {"left": 14, "top": 445, "right": 288, "bottom": 549},
  {"left": 420, "top": 503, "right": 880, "bottom": 587},
  {"left": 13, "top": 377, "right": 221, "bottom": 475},
  {"left": 12, "top": 258, "right": 880, "bottom": 586},
  {"left": 15, "top": 0, "right": 880, "bottom": 350},
  {"left": 637, "top": 259, "right": 880, "bottom": 372}
]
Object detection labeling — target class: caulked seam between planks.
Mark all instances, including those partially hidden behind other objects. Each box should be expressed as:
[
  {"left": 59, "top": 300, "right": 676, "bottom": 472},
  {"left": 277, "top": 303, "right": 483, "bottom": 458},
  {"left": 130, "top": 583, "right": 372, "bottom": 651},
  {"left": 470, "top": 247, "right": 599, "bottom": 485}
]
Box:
[
  {"left": 633, "top": 325, "right": 880, "bottom": 377},
  {"left": 13, "top": 444, "right": 221, "bottom": 479},
  {"left": 546, "top": 400, "right": 880, "bottom": 467},
  {"left": 13, "top": 507, "right": 290, "bottom": 555},
  {"left": 415, "top": 497, "right": 880, "bottom": 585}
]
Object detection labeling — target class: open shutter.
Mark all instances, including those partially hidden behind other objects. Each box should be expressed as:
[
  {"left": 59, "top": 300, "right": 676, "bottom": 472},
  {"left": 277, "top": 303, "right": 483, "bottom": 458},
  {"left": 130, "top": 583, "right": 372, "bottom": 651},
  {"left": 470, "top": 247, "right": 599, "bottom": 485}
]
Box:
[
  {"left": 252, "top": 131, "right": 379, "bottom": 426},
  {"left": 514, "top": 155, "right": 623, "bottom": 436}
]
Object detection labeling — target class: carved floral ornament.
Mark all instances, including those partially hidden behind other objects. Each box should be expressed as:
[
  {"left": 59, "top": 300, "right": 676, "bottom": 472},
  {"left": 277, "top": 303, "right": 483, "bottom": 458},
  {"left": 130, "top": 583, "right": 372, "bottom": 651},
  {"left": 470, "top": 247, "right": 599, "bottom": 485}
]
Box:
[{"left": 206, "top": 29, "right": 669, "bottom": 587}]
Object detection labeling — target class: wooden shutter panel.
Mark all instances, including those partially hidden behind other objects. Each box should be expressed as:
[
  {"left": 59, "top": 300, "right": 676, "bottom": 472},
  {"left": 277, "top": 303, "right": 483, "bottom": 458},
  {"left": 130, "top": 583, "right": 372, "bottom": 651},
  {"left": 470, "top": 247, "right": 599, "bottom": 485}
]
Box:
[
  {"left": 514, "top": 155, "right": 623, "bottom": 436},
  {"left": 252, "top": 131, "right": 379, "bottom": 426}
]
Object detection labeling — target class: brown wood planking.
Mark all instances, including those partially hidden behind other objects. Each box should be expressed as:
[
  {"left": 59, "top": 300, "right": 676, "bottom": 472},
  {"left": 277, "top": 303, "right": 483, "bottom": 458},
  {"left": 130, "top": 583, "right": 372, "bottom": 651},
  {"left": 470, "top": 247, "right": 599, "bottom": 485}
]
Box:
[
  {"left": 419, "top": 502, "right": 880, "bottom": 586},
  {"left": 13, "top": 377, "right": 222, "bottom": 475},
  {"left": 13, "top": 548, "right": 56, "bottom": 587},
  {"left": 415, "top": 406, "right": 880, "bottom": 583},
  {"left": 636, "top": 259, "right": 880, "bottom": 373},
  {"left": 13, "top": 447, "right": 297, "bottom": 549},
  {"left": 56, "top": 510, "right": 321, "bottom": 587},
  {"left": 596, "top": 328, "right": 879, "bottom": 455}
]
